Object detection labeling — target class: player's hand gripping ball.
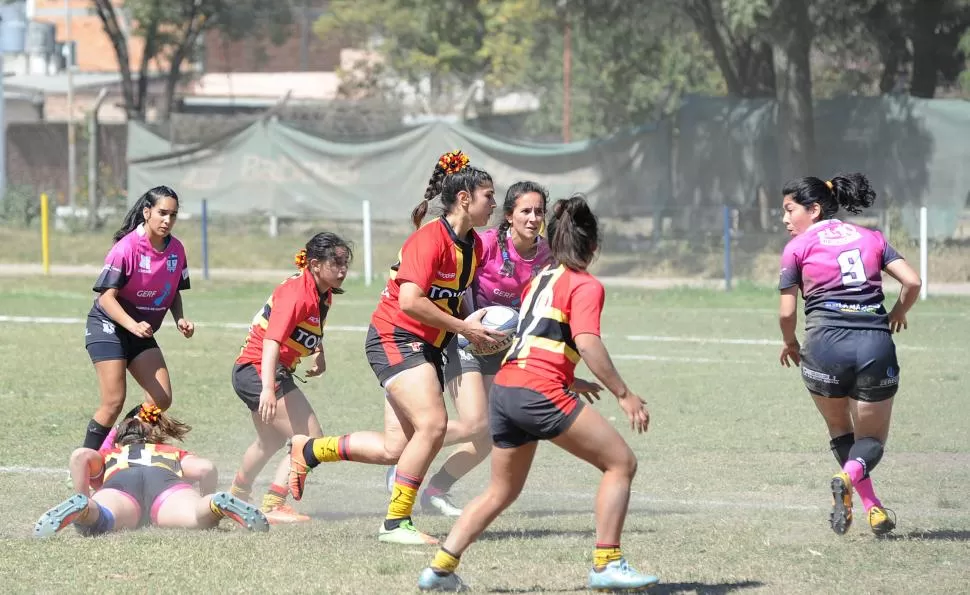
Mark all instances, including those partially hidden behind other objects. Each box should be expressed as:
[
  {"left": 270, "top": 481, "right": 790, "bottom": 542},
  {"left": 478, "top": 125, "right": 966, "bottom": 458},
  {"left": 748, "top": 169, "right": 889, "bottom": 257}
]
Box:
[{"left": 457, "top": 306, "right": 519, "bottom": 357}]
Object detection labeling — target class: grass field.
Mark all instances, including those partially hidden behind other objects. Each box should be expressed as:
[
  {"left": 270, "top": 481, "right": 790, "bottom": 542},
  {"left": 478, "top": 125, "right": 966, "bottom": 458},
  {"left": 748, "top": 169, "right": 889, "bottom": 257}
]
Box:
[{"left": 0, "top": 276, "right": 968, "bottom": 594}]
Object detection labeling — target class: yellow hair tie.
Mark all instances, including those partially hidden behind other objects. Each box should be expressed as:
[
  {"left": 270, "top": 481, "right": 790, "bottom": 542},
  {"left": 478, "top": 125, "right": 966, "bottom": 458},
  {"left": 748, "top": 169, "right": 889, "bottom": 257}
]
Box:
[
  {"left": 138, "top": 404, "right": 162, "bottom": 424},
  {"left": 294, "top": 248, "right": 308, "bottom": 269},
  {"left": 824, "top": 180, "right": 833, "bottom": 190},
  {"left": 437, "top": 150, "right": 470, "bottom": 175}
]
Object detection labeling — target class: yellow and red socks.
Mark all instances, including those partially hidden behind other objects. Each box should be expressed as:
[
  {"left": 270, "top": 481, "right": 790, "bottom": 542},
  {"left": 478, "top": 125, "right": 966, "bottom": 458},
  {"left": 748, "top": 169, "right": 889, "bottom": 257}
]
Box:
[
  {"left": 385, "top": 470, "right": 422, "bottom": 528},
  {"left": 261, "top": 484, "right": 287, "bottom": 511},
  {"left": 305, "top": 435, "right": 353, "bottom": 469},
  {"left": 431, "top": 547, "right": 461, "bottom": 576},
  {"left": 593, "top": 543, "right": 623, "bottom": 570},
  {"left": 209, "top": 499, "right": 226, "bottom": 519},
  {"left": 230, "top": 473, "right": 253, "bottom": 502}
]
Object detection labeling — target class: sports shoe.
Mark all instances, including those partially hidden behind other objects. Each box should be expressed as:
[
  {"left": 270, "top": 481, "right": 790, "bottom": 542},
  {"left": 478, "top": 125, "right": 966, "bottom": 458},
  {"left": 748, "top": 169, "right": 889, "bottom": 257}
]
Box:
[
  {"left": 418, "top": 567, "right": 468, "bottom": 591},
  {"left": 379, "top": 518, "right": 439, "bottom": 545},
  {"left": 288, "top": 435, "right": 312, "bottom": 501},
  {"left": 868, "top": 506, "right": 896, "bottom": 536},
  {"left": 211, "top": 492, "right": 269, "bottom": 532},
  {"left": 829, "top": 471, "right": 853, "bottom": 535},
  {"left": 385, "top": 465, "right": 397, "bottom": 494},
  {"left": 421, "top": 489, "right": 463, "bottom": 517},
  {"left": 588, "top": 558, "right": 659, "bottom": 591},
  {"left": 263, "top": 504, "right": 311, "bottom": 524},
  {"left": 34, "top": 493, "right": 89, "bottom": 538}
]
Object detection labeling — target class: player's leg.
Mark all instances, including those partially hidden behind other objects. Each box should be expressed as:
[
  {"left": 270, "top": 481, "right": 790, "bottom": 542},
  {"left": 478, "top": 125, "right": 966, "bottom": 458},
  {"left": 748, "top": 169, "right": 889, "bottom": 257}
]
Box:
[
  {"left": 418, "top": 441, "right": 537, "bottom": 592},
  {"left": 126, "top": 345, "right": 173, "bottom": 413},
  {"left": 259, "top": 386, "right": 321, "bottom": 524},
  {"left": 82, "top": 315, "right": 128, "bottom": 449},
  {"left": 423, "top": 369, "right": 493, "bottom": 517},
  {"left": 154, "top": 487, "right": 268, "bottom": 532},
  {"left": 551, "top": 405, "right": 659, "bottom": 591}
]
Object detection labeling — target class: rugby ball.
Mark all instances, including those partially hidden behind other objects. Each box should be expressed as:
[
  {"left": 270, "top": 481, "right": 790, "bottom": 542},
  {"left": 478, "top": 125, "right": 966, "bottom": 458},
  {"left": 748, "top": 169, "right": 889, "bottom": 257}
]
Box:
[{"left": 457, "top": 305, "right": 519, "bottom": 356}]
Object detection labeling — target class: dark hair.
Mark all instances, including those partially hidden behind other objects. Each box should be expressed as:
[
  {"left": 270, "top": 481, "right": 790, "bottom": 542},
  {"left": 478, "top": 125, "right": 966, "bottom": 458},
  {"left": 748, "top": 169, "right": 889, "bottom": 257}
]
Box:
[
  {"left": 113, "top": 186, "right": 179, "bottom": 243},
  {"left": 294, "top": 232, "right": 354, "bottom": 294},
  {"left": 114, "top": 411, "right": 191, "bottom": 447},
  {"left": 547, "top": 194, "right": 599, "bottom": 271},
  {"left": 496, "top": 181, "right": 549, "bottom": 276},
  {"left": 411, "top": 155, "right": 493, "bottom": 229},
  {"left": 782, "top": 173, "right": 876, "bottom": 220}
]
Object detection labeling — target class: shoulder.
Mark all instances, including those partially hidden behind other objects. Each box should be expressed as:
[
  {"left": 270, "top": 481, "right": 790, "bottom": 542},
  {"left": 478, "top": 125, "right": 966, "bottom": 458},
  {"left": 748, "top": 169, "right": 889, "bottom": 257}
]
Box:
[{"left": 167, "top": 235, "right": 186, "bottom": 254}]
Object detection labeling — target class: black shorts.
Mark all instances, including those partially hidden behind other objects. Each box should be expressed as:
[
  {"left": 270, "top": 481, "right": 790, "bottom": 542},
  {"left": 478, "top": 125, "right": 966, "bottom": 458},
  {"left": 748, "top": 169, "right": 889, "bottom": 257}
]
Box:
[
  {"left": 85, "top": 314, "right": 159, "bottom": 363},
  {"left": 489, "top": 381, "right": 584, "bottom": 449},
  {"left": 101, "top": 466, "right": 192, "bottom": 527},
  {"left": 800, "top": 327, "right": 899, "bottom": 402},
  {"left": 231, "top": 362, "right": 300, "bottom": 412},
  {"left": 443, "top": 337, "right": 504, "bottom": 383},
  {"left": 364, "top": 325, "right": 445, "bottom": 390}
]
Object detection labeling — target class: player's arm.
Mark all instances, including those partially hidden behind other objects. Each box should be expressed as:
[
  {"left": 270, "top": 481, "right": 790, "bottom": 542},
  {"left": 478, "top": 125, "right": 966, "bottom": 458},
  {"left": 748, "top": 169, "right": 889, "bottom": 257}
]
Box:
[
  {"left": 779, "top": 286, "right": 799, "bottom": 345},
  {"left": 170, "top": 291, "right": 185, "bottom": 322},
  {"left": 884, "top": 258, "right": 921, "bottom": 332},
  {"left": 574, "top": 333, "right": 629, "bottom": 399},
  {"left": 398, "top": 283, "right": 495, "bottom": 339},
  {"left": 180, "top": 454, "right": 217, "bottom": 494},
  {"left": 68, "top": 448, "right": 105, "bottom": 494}
]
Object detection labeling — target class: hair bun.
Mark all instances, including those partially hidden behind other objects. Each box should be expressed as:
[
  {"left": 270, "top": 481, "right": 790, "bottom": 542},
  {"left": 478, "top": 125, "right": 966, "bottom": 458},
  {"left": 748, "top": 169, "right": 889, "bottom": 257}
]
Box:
[
  {"left": 437, "top": 150, "right": 470, "bottom": 175},
  {"left": 294, "top": 248, "right": 308, "bottom": 269}
]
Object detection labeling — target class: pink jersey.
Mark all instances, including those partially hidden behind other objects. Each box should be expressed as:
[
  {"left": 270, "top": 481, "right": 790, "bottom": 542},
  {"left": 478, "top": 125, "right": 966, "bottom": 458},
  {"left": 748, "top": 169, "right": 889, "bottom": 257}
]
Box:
[
  {"left": 779, "top": 219, "right": 901, "bottom": 331},
  {"left": 471, "top": 227, "right": 552, "bottom": 310},
  {"left": 89, "top": 224, "right": 191, "bottom": 330}
]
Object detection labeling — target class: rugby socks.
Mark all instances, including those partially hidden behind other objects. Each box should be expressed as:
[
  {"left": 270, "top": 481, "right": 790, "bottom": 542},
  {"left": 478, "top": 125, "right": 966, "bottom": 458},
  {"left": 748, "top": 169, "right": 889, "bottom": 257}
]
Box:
[
  {"left": 844, "top": 437, "right": 885, "bottom": 483},
  {"left": 304, "top": 435, "right": 353, "bottom": 468},
  {"left": 855, "top": 478, "right": 883, "bottom": 512},
  {"left": 593, "top": 543, "right": 623, "bottom": 571},
  {"left": 427, "top": 468, "right": 459, "bottom": 494},
  {"left": 384, "top": 470, "right": 422, "bottom": 529},
  {"left": 82, "top": 419, "right": 110, "bottom": 450},
  {"left": 261, "top": 484, "right": 288, "bottom": 511},
  {"left": 230, "top": 473, "right": 253, "bottom": 502},
  {"left": 430, "top": 547, "right": 461, "bottom": 576},
  {"left": 80, "top": 502, "right": 115, "bottom": 535}
]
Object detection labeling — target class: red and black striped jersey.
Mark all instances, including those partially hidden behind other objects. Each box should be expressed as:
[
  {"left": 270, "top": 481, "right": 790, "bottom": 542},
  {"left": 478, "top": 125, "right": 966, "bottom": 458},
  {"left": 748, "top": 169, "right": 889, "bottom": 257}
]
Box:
[
  {"left": 498, "top": 265, "right": 605, "bottom": 392},
  {"left": 237, "top": 271, "right": 331, "bottom": 373},
  {"left": 371, "top": 217, "right": 482, "bottom": 348}
]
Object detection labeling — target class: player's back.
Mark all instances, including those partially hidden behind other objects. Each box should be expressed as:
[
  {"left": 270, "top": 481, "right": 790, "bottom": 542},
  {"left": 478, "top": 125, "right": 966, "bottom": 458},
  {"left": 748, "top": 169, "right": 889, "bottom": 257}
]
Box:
[{"left": 780, "top": 219, "right": 900, "bottom": 331}]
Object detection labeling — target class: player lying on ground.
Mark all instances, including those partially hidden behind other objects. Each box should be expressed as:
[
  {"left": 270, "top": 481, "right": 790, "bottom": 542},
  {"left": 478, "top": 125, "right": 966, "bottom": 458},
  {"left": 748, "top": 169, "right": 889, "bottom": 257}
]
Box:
[{"left": 34, "top": 405, "right": 268, "bottom": 537}]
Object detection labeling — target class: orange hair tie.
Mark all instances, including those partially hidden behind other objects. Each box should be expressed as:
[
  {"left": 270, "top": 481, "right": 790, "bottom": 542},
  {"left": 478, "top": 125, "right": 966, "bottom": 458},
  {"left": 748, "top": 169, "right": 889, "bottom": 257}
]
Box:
[
  {"left": 294, "top": 248, "right": 308, "bottom": 269},
  {"left": 824, "top": 180, "right": 833, "bottom": 190},
  {"left": 138, "top": 404, "right": 162, "bottom": 425},
  {"left": 437, "top": 150, "right": 470, "bottom": 175}
]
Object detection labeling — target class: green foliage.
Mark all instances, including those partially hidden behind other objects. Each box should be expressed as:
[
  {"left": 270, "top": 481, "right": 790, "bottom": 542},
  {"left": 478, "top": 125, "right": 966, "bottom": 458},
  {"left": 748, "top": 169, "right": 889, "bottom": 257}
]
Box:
[{"left": 0, "top": 185, "right": 41, "bottom": 228}]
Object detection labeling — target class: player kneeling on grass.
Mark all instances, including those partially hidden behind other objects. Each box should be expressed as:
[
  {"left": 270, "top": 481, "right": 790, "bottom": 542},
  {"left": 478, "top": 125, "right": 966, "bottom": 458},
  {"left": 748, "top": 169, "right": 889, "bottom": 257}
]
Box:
[
  {"left": 417, "top": 195, "right": 658, "bottom": 592},
  {"left": 778, "top": 173, "right": 921, "bottom": 536},
  {"left": 34, "top": 405, "right": 268, "bottom": 537}
]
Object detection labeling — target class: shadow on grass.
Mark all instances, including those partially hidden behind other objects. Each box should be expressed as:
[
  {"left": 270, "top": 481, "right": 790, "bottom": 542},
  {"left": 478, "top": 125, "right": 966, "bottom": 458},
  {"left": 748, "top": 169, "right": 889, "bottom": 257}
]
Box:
[
  {"left": 885, "top": 529, "right": 970, "bottom": 541},
  {"left": 486, "top": 580, "right": 764, "bottom": 594},
  {"left": 305, "top": 505, "right": 687, "bottom": 524},
  {"left": 476, "top": 527, "right": 657, "bottom": 542}
]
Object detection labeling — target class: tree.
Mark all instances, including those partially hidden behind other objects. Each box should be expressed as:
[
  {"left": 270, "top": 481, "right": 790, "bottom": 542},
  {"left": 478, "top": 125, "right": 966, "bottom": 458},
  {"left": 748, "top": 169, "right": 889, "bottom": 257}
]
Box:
[{"left": 92, "top": 0, "right": 293, "bottom": 121}]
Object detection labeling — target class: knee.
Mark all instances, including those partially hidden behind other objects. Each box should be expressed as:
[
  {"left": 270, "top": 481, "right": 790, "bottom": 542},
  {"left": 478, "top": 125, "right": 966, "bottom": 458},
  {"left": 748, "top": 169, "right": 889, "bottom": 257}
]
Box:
[
  {"left": 254, "top": 436, "right": 286, "bottom": 454},
  {"left": 611, "top": 447, "right": 638, "bottom": 479},
  {"left": 467, "top": 416, "right": 489, "bottom": 440},
  {"left": 415, "top": 411, "right": 448, "bottom": 442}
]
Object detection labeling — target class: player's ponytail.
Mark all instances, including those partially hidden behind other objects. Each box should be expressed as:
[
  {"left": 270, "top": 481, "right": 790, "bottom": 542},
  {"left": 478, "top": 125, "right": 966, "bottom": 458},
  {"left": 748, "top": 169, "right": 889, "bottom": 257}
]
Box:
[
  {"left": 782, "top": 172, "right": 876, "bottom": 221},
  {"left": 114, "top": 404, "right": 191, "bottom": 446},
  {"left": 547, "top": 194, "right": 599, "bottom": 271},
  {"left": 828, "top": 173, "right": 876, "bottom": 215},
  {"left": 113, "top": 186, "right": 179, "bottom": 243}
]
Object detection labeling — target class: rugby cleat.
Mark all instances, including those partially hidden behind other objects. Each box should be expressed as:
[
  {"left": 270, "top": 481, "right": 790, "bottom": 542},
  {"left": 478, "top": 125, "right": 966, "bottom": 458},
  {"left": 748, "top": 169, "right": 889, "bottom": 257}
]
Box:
[
  {"left": 211, "top": 492, "right": 269, "bottom": 532},
  {"left": 421, "top": 489, "right": 463, "bottom": 517},
  {"left": 34, "top": 494, "right": 89, "bottom": 538},
  {"left": 588, "top": 558, "right": 659, "bottom": 591},
  {"left": 379, "top": 518, "right": 438, "bottom": 545},
  {"left": 418, "top": 567, "right": 468, "bottom": 591},
  {"left": 288, "top": 435, "right": 311, "bottom": 501},
  {"left": 263, "top": 504, "right": 311, "bottom": 524},
  {"left": 868, "top": 506, "right": 896, "bottom": 536},
  {"left": 829, "top": 471, "right": 854, "bottom": 535}
]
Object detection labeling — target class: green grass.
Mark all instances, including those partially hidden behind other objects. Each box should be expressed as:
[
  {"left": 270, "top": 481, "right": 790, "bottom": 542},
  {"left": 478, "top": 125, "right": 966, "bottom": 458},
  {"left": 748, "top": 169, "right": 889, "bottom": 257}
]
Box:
[{"left": 0, "top": 277, "right": 968, "bottom": 593}]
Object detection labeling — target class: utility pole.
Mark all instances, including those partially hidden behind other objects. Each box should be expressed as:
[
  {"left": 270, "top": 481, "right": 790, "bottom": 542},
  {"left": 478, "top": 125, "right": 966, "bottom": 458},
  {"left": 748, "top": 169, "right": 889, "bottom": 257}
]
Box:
[
  {"left": 65, "top": 0, "right": 77, "bottom": 209},
  {"left": 560, "top": 2, "right": 571, "bottom": 143}
]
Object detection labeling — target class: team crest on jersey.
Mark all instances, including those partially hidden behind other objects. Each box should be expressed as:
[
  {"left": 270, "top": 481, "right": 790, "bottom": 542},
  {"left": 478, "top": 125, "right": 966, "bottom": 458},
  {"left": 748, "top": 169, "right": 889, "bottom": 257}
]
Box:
[
  {"left": 817, "top": 223, "right": 862, "bottom": 246},
  {"left": 138, "top": 254, "right": 152, "bottom": 273},
  {"left": 166, "top": 253, "right": 179, "bottom": 273}
]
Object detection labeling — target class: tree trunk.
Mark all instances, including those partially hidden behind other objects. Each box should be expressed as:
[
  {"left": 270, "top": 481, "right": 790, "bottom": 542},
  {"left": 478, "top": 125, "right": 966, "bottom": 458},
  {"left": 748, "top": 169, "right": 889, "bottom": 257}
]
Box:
[
  {"left": 92, "top": 0, "right": 139, "bottom": 120},
  {"left": 909, "top": 0, "right": 944, "bottom": 98},
  {"left": 768, "top": 0, "right": 815, "bottom": 182}
]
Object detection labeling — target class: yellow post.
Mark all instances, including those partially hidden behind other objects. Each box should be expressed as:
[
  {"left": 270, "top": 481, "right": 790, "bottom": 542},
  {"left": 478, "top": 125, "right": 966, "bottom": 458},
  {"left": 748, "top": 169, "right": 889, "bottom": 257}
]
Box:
[{"left": 40, "top": 193, "right": 50, "bottom": 275}]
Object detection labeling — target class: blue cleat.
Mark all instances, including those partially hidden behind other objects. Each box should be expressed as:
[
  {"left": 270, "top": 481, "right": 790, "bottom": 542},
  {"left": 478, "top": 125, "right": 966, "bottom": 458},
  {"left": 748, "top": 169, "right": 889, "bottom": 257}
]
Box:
[
  {"left": 588, "top": 559, "right": 659, "bottom": 592},
  {"left": 211, "top": 492, "right": 270, "bottom": 532},
  {"left": 34, "top": 493, "right": 90, "bottom": 538},
  {"left": 418, "top": 567, "right": 468, "bottom": 592}
]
